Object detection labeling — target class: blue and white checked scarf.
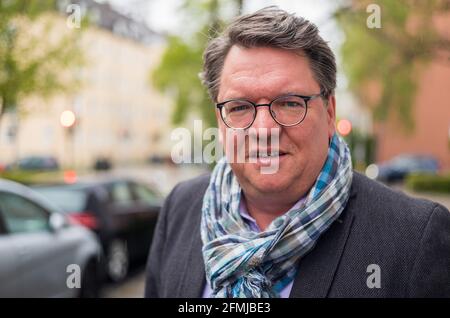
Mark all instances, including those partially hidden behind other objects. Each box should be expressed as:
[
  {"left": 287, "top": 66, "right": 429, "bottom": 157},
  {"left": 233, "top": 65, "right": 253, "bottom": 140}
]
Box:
[{"left": 201, "top": 133, "right": 353, "bottom": 298}]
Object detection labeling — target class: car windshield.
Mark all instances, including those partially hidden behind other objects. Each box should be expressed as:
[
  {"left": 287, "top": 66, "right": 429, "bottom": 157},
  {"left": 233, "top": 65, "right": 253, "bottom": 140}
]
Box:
[
  {"left": 390, "top": 156, "right": 437, "bottom": 170},
  {"left": 33, "top": 187, "right": 88, "bottom": 213}
]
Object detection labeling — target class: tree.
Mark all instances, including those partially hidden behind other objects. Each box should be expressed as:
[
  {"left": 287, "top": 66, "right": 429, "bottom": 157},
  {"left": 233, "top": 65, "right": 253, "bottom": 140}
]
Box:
[
  {"left": 151, "top": 0, "right": 243, "bottom": 129},
  {"left": 0, "top": 0, "right": 85, "bottom": 131},
  {"left": 152, "top": 33, "right": 216, "bottom": 128},
  {"left": 336, "top": 0, "right": 450, "bottom": 131}
]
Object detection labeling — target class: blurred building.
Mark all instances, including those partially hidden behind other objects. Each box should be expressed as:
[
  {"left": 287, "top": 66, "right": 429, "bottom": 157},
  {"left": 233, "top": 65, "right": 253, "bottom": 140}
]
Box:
[
  {"left": 0, "top": 0, "right": 173, "bottom": 168},
  {"left": 373, "top": 13, "right": 450, "bottom": 171}
]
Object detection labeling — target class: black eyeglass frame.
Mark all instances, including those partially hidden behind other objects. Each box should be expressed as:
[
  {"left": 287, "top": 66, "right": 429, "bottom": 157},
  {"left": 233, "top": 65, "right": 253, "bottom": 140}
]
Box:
[{"left": 215, "top": 92, "right": 324, "bottom": 130}]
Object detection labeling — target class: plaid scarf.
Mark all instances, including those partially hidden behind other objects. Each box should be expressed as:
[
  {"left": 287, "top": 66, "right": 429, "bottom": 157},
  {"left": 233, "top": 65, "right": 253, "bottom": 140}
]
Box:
[{"left": 201, "top": 133, "right": 353, "bottom": 298}]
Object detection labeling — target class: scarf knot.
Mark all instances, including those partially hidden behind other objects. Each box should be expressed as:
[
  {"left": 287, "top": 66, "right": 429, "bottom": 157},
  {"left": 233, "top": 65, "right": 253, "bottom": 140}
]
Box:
[{"left": 230, "top": 269, "right": 276, "bottom": 298}]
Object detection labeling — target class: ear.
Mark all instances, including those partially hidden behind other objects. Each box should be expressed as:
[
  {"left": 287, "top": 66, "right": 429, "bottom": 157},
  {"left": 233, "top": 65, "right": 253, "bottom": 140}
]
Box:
[{"left": 326, "top": 95, "right": 336, "bottom": 139}]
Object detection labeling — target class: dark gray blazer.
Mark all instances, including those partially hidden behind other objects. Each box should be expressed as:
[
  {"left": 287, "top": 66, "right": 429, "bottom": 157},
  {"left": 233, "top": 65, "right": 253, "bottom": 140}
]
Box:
[{"left": 145, "top": 171, "right": 450, "bottom": 298}]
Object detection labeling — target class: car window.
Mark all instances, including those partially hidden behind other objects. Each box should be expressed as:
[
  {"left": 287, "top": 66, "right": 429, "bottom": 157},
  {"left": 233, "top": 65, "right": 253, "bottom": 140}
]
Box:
[
  {"left": 0, "top": 192, "right": 51, "bottom": 234},
  {"left": 132, "top": 183, "right": 159, "bottom": 205},
  {"left": 33, "top": 187, "right": 88, "bottom": 213},
  {"left": 110, "top": 182, "right": 133, "bottom": 205}
]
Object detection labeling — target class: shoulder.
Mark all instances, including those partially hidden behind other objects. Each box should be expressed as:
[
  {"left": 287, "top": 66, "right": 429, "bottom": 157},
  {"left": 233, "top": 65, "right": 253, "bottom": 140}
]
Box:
[
  {"left": 168, "top": 173, "right": 211, "bottom": 207},
  {"left": 144, "top": 173, "right": 211, "bottom": 297},
  {"left": 339, "top": 171, "right": 450, "bottom": 296},
  {"left": 346, "top": 171, "right": 449, "bottom": 268},
  {"left": 160, "top": 173, "right": 211, "bottom": 230},
  {"left": 345, "top": 171, "right": 450, "bottom": 263},
  {"left": 350, "top": 171, "right": 446, "bottom": 225}
]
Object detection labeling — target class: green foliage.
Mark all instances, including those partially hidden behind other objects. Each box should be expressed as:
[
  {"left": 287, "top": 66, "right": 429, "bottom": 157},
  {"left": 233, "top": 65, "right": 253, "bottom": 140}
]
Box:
[
  {"left": 0, "top": 0, "right": 85, "bottom": 120},
  {"left": 343, "top": 128, "right": 376, "bottom": 170},
  {"left": 406, "top": 173, "right": 450, "bottom": 194},
  {"left": 151, "top": 0, "right": 241, "bottom": 129},
  {"left": 336, "top": 0, "right": 450, "bottom": 131},
  {"left": 152, "top": 34, "right": 216, "bottom": 128},
  {"left": 0, "top": 0, "right": 56, "bottom": 19}
]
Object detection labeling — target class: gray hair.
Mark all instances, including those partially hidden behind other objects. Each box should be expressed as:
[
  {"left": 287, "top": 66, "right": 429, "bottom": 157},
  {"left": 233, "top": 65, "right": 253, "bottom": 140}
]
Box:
[{"left": 201, "top": 6, "right": 336, "bottom": 102}]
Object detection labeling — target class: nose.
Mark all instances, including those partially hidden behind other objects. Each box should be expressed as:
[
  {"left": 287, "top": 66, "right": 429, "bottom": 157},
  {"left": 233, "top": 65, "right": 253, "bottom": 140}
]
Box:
[
  {"left": 251, "top": 104, "right": 280, "bottom": 130},
  {"left": 248, "top": 104, "right": 281, "bottom": 152}
]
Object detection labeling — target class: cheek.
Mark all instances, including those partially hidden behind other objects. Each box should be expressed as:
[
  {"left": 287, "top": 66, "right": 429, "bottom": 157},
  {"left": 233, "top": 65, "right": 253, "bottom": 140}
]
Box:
[
  {"left": 286, "top": 112, "right": 330, "bottom": 151},
  {"left": 308, "top": 108, "right": 331, "bottom": 138},
  {"left": 288, "top": 119, "right": 318, "bottom": 141},
  {"left": 218, "top": 125, "right": 226, "bottom": 146},
  {"left": 220, "top": 126, "right": 247, "bottom": 161}
]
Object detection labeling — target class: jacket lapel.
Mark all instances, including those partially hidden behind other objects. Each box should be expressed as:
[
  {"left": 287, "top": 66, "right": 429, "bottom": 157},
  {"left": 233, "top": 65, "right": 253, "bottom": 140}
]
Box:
[
  {"left": 289, "top": 184, "right": 357, "bottom": 298},
  {"left": 176, "top": 197, "right": 206, "bottom": 298}
]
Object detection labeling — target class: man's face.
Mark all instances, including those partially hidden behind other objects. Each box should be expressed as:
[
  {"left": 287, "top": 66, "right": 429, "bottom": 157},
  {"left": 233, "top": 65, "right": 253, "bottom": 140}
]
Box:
[{"left": 217, "top": 46, "right": 336, "bottom": 200}]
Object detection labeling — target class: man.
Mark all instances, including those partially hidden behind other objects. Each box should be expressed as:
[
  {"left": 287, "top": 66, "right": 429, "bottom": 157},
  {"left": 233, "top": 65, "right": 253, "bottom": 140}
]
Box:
[{"left": 145, "top": 7, "right": 450, "bottom": 298}]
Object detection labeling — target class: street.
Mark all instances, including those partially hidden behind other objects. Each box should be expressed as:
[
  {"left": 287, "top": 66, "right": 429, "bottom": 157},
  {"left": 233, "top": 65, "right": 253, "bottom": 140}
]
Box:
[{"left": 102, "top": 264, "right": 147, "bottom": 298}]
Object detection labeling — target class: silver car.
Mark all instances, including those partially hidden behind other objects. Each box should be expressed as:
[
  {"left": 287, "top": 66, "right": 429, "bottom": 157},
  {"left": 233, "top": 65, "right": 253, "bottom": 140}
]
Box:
[{"left": 0, "top": 179, "right": 102, "bottom": 297}]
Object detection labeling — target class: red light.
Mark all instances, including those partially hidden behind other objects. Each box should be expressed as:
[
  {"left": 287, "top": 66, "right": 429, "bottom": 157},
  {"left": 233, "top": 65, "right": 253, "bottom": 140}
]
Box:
[
  {"left": 64, "top": 170, "right": 77, "bottom": 184},
  {"left": 337, "top": 119, "right": 352, "bottom": 136},
  {"left": 68, "top": 212, "right": 98, "bottom": 229}
]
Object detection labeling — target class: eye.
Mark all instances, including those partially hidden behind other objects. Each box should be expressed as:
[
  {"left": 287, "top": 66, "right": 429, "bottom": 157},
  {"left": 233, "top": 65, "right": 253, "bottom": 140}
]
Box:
[
  {"left": 225, "top": 102, "right": 253, "bottom": 113},
  {"left": 281, "top": 101, "right": 302, "bottom": 108},
  {"left": 273, "top": 96, "right": 306, "bottom": 109},
  {"left": 231, "top": 105, "right": 250, "bottom": 112}
]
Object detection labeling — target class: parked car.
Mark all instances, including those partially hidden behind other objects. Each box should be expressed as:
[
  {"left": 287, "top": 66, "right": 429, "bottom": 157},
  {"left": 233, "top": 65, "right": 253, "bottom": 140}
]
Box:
[
  {"left": 33, "top": 177, "right": 162, "bottom": 282},
  {"left": 147, "top": 155, "right": 165, "bottom": 164},
  {"left": 6, "top": 156, "right": 60, "bottom": 171},
  {"left": 370, "top": 154, "right": 439, "bottom": 183},
  {"left": 0, "top": 178, "right": 102, "bottom": 298},
  {"left": 93, "top": 157, "right": 112, "bottom": 171}
]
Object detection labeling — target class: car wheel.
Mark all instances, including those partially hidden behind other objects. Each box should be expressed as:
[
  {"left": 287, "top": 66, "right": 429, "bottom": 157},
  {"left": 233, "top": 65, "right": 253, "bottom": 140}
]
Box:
[
  {"left": 80, "top": 260, "right": 100, "bottom": 298},
  {"left": 106, "top": 239, "right": 129, "bottom": 282}
]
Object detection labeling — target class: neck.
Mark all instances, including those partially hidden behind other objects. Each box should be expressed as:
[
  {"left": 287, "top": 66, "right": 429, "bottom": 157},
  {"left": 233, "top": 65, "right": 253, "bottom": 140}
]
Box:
[{"left": 242, "top": 193, "right": 299, "bottom": 231}]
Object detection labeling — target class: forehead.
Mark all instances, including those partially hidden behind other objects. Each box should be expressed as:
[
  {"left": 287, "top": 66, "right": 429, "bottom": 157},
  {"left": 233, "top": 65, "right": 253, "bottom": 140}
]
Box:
[{"left": 218, "top": 46, "right": 319, "bottom": 101}]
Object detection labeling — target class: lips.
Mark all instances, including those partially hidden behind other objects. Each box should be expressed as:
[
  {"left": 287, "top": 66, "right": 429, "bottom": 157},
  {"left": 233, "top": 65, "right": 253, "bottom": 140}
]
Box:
[
  {"left": 247, "top": 149, "right": 289, "bottom": 168},
  {"left": 248, "top": 149, "right": 288, "bottom": 159}
]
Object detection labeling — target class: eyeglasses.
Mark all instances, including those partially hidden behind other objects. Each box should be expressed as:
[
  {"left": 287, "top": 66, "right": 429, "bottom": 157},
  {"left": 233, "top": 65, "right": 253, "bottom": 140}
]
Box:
[{"left": 216, "top": 93, "right": 324, "bottom": 129}]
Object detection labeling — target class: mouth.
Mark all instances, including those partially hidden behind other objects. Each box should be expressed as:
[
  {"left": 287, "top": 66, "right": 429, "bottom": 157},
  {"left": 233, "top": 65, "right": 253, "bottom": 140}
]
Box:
[{"left": 248, "top": 149, "right": 289, "bottom": 164}]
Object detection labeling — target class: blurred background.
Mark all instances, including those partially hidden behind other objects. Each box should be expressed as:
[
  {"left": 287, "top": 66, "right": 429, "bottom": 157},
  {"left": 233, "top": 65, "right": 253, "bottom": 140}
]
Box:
[{"left": 0, "top": 0, "right": 449, "bottom": 298}]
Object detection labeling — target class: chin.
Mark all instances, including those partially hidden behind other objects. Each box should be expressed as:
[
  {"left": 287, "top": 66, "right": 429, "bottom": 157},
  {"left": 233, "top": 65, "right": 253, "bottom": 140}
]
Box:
[
  {"left": 248, "top": 170, "right": 292, "bottom": 194},
  {"left": 232, "top": 158, "right": 299, "bottom": 194}
]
